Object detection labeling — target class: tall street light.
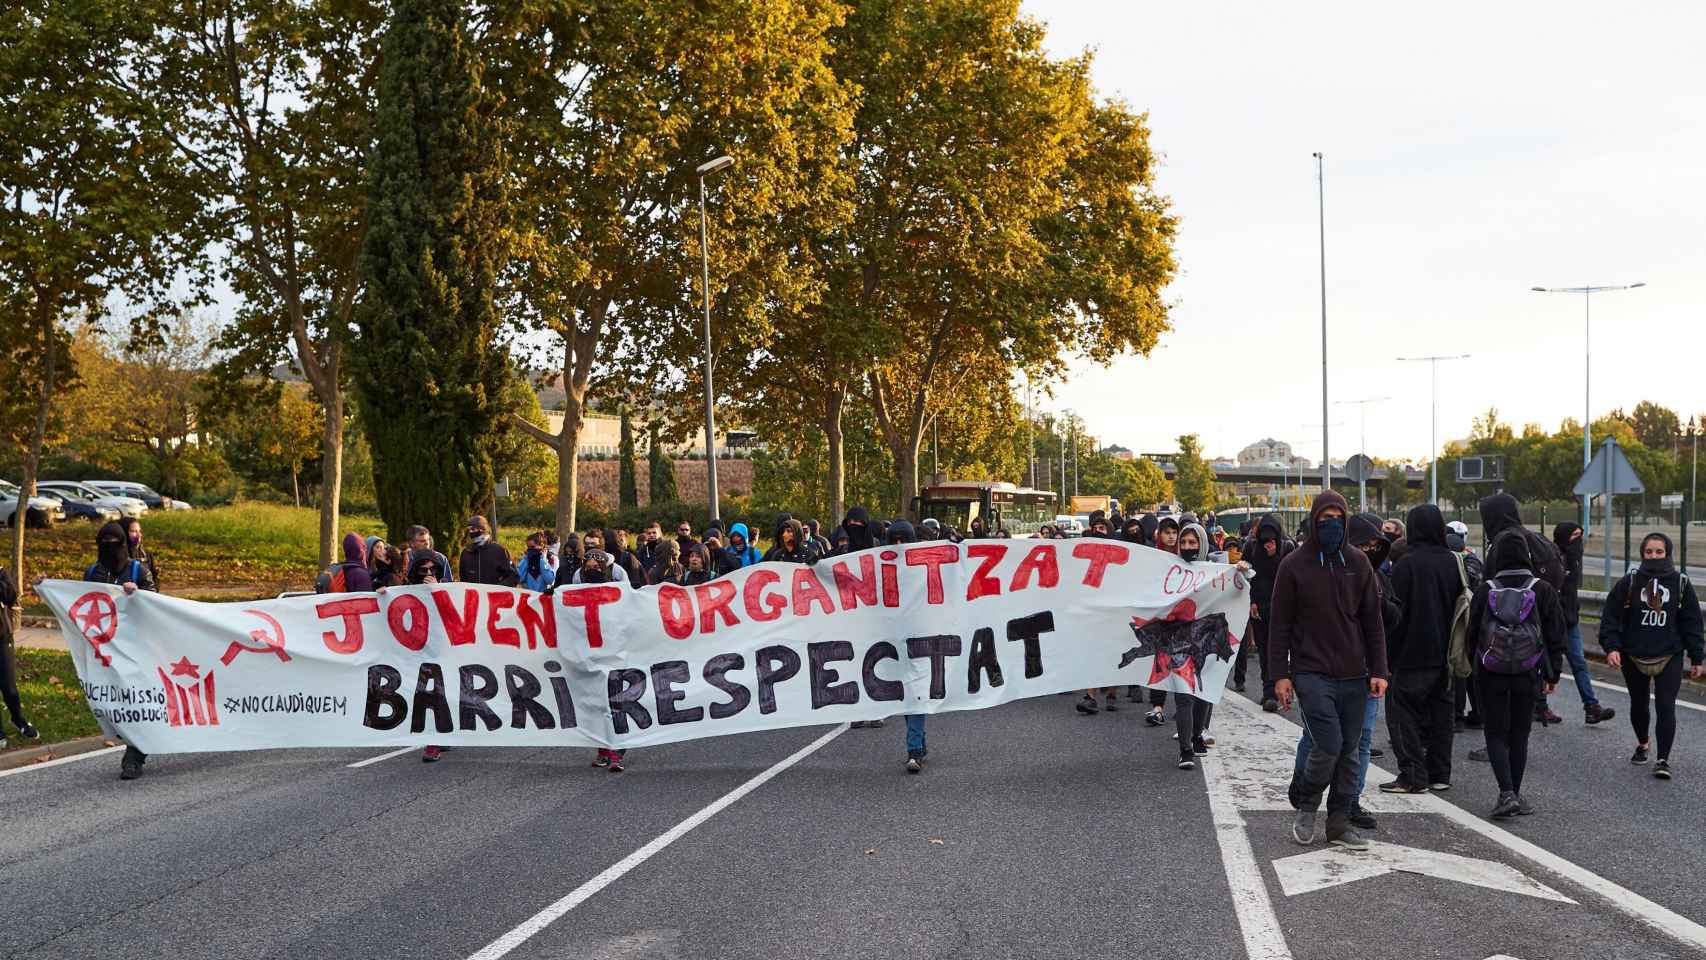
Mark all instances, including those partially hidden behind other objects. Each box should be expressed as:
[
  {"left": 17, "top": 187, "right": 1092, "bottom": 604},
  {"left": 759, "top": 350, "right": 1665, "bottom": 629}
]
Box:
[
  {"left": 1531, "top": 282, "right": 1646, "bottom": 533},
  {"left": 1397, "top": 354, "right": 1470, "bottom": 505},
  {"left": 1334, "top": 396, "right": 1389, "bottom": 510},
  {"left": 694, "top": 155, "right": 734, "bottom": 523},
  {"left": 1313, "top": 152, "right": 1330, "bottom": 489}
]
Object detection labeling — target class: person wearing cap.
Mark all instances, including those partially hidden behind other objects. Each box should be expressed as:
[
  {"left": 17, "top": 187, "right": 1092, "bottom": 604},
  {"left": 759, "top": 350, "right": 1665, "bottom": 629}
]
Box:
[{"left": 459, "top": 516, "right": 518, "bottom": 586}]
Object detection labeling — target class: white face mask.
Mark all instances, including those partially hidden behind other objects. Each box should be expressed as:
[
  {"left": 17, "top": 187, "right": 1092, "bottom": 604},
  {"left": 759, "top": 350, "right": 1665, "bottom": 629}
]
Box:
[{"left": 471, "top": 533, "right": 489, "bottom": 546}]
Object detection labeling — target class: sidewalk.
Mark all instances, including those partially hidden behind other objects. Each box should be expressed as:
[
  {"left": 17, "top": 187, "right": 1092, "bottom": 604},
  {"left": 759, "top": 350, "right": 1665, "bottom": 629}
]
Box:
[{"left": 13, "top": 625, "right": 66, "bottom": 652}]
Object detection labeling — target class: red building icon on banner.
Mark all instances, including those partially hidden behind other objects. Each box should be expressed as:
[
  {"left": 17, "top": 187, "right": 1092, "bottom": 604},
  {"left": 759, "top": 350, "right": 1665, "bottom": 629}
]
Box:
[{"left": 158, "top": 657, "right": 219, "bottom": 727}]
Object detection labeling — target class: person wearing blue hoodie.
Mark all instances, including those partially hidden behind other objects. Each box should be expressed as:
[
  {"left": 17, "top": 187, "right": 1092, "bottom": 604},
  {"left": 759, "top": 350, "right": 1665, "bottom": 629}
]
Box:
[
  {"left": 721, "top": 522, "right": 762, "bottom": 571},
  {"left": 516, "top": 531, "right": 557, "bottom": 592}
]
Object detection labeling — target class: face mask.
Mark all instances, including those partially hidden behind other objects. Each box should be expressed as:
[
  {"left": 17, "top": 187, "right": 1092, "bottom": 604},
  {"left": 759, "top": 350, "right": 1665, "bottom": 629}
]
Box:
[
  {"left": 471, "top": 534, "right": 489, "bottom": 546},
  {"left": 1180, "top": 546, "right": 1200, "bottom": 562},
  {"left": 1316, "top": 517, "right": 1345, "bottom": 553},
  {"left": 128, "top": 533, "right": 141, "bottom": 546}
]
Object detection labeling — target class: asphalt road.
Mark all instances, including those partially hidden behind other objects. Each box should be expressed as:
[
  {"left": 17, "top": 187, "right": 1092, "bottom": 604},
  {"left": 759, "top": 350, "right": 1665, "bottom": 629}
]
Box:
[{"left": 5, "top": 660, "right": 1705, "bottom": 960}]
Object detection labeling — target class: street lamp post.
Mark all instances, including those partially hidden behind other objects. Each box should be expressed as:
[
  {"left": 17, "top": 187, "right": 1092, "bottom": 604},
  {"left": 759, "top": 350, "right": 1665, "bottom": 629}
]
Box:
[
  {"left": 1335, "top": 396, "right": 1390, "bottom": 510},
  {"left": 1397, "top": 354, "right": 1470, "bottom": 504},
  {"left": 695, "top": 154, "right": 734, "bottom": 524},
  {"left": 1313, "top": 152, "right": 1331, "bottom": 490},
  {"left": 1531, "top": 282, "right": 1647, "bottom": 533}
]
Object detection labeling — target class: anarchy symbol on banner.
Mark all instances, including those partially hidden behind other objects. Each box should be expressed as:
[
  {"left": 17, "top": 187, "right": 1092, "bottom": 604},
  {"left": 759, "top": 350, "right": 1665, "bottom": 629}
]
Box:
[
  {"left": 220, "top": 609, "right": 292, "bottom": 667},
  {"left": 68, "top": 592, "right": 120, "bottom": 667}
]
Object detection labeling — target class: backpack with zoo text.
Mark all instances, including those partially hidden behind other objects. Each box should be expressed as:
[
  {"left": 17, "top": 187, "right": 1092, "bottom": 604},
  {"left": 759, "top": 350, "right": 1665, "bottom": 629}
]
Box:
[{"left": 1478, "top": 572, "right": 1545, "bottom": 675}]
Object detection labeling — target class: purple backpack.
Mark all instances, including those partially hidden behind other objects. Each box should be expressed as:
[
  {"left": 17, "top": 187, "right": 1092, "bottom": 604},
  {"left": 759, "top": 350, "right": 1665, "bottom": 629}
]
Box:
[{"left": 1480, "top": 573, "right": 1544, "bottom": 675}]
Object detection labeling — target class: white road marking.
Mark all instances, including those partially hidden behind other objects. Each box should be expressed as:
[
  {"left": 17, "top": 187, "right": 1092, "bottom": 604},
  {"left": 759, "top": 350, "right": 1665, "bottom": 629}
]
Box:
[
  {"left": 345, "top": 746, "right": 416, "bottom": 768},
  {"left": 1200, "top": 729, "right": 1293, "bottom": 960},
  {"left": 1272, "top": 841, "right": 1573, "bottom": 903},
  {"left": 1561, "top": 672, "right": 1706, "bottom": 713},
  {"left": 465, "top": 724, "right": 849, "bottom": 960},
  {"left": 0, "top": 744, "right": 124, "bottom": 779},
  {"left": 1217, "top": 694, "right": 1706, "bottom": 954}
]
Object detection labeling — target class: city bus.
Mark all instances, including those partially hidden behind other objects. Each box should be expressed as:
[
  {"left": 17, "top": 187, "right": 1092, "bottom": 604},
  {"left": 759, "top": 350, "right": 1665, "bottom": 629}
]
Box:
[{"left": 914, "top": 480, "right": 1058, "bottom": 537}]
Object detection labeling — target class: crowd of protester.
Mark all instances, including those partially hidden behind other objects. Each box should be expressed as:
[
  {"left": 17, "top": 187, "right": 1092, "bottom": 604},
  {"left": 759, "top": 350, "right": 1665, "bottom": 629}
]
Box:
[{"left": 7, "top": 491, "right": 1699, "bottom": 847}]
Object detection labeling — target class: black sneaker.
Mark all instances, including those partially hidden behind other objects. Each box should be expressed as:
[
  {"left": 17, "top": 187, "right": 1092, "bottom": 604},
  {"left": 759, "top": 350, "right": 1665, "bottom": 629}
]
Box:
[
  {"left": 906, "top": 756, "right": 922, "bottom": 774},
  {"left": 1379, "top": 779, "right": 1425, "bottom": 794},
  {"left": 1191, "top": 736, "right": 1209, "bottom": 756},
  {"left": 1177, "top": 751, "right": 1195, "bottom": 770},
  {"left": 1655, "top": 760, "right": 1673, "bottom": 780},
  {"left": 1348, "top": 805, "right": 1378, "bottom": 831},
  {"left": 1145, "top": 711, "right": 1166, "bottom": 726},
  {"left": 1631, "top": 745, "right": 1650, "bottom": 765},
  {"left": 1262, "top": 698, "right": 1280, "bottom": 713},
  {"left": 1468, "top": 747, "right": 1489, "bottom": 762},
  {"left": 18, "top": 722, "right": 39, "bottom": 741},
  {"left": 1075, "top": 695, "right": 1099, "bottom": 715},
  {"left": 1370, "top": 747, "right": 1385, "bottom": 759},
  {"left": 119, "top": 753, "right": 143, "bottom": 781}
]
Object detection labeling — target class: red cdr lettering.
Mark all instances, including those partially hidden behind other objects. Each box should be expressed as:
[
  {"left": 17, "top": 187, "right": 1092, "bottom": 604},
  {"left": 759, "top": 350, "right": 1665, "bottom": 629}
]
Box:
[
  {"left": 1010, "top": 544, "right": 1060, "bottom": 591},
  {"left": 694, "top": 580, "right": 740, "bottom": 633},
  {"left": 743, "top": 570, "right": 787, "bottom": 623},
  {"left": 965, "top": 544, "right": 1008, "bottom": 600},
  {"left": 1073, "top": 542, "right": 1130, "bottom": 588},
  {"left": 904, "top": 544, "right": 959, "bottom": 605},
  {"left": 559, "top": 585, "right": 624, "bottom": 648},
  {"left": 317, "top": 596, "right": 380, "bottom": 655},
  {"left": 657, "top": 584, "right": 695, "bottom": 640},
  {"left": 792, "top": 567, "right": 836, "bottom": 616},
  {"left": 431, "top": 588, "right": 480, "bottom": 646},
  {"left": 486, "top": 591, "right": 521, "bottom": 647},
  {"left": 387, "top": 594, "right": 429, "bottom": 652}
]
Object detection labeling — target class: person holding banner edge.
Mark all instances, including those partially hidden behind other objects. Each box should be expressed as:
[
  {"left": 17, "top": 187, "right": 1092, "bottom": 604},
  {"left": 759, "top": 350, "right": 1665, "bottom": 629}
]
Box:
[{"left": 67, "top": 522, "right": 158, "bottom": 779}]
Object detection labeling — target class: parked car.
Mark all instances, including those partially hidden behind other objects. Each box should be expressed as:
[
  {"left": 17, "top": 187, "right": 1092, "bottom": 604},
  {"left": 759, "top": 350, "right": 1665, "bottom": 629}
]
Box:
[
  {"left": 36, "top": 487, "right": 120, "bottom": 523},
  {"left": 0, "top": 480, "right": 65, "bottom": 528},
  {"left": 38, "top": 480, "right": 148, "bottom": 519},
  {"left": 87, "top": 481, "right": 171, "bottom": 511},
  {"left": 1052, "top": 515, "right": 1085, "bottom": 536}
]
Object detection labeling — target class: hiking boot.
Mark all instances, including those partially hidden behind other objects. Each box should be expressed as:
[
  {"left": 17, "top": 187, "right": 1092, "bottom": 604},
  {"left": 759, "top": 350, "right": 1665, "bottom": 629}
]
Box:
[
  {"left": 1469, "top": 747, "right": 1489, "bottom": 762},
  {"left": 1262, "top": 698, "right": 1280, "bottom": 713},
  {"left": 1585, "top": 703, "right": 1615, "bottom": 725},
  {"left": 1145, "top": 710, "right": 1166, "bottom": 726},
  {"left": 1655, "top": 759, "right": 1673, "bottom": 780},
  {"left": 1177, "top": 751, "right": 1196, "bottom": 770},
  {"left": 422, "top": 746, "right": 442, "bottom": 763},
  {"left": 1191, "top": 736, "right": 1209, "bottom": 756},
  {"left": 1103, "top": 694, "right": 1119, "bottom": 712},
  {"left": 18, "top": 722, "right": 39, "bottom": 741},
  {"left": 1491, "top": 791, "right": 1520, "bottom": 819},
  {"left": 1329, "top": 826, "right": 1370, "bottom": 851},
  {"left": 1631, "top": 745, "right": 1650, "bottom": 765},
  {"left": 1348, "top": 805, "right": 1378, "bottom": 831},
  {"left": 905, "top": 756, "right": 922, "bottom": 774},
  {"left": 1291, "top": 810, "right": 1317, "bottom": 845},
  {"left": 1379, "top": 779, "right": 1426, "bottom": 794},
  {"left": 1075, "top": 695, "right": 1099, "bottom": 715},
  {"left": 1535, "top": 706, "right": 1562, "bottom": 726}
]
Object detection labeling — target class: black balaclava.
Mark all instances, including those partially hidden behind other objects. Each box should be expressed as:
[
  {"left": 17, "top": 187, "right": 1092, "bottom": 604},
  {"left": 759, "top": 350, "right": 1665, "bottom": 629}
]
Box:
[
  {"left": 97, "top": 521, "right": 129, "bottom": 574},
  {"left": 843, "top": 506, "right": 873, "bottom": 551}
]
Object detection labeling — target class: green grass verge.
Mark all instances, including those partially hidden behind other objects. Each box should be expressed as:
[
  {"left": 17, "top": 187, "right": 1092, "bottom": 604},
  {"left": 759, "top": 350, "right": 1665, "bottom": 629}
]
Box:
[{"left": 4, "top": 647, "right": 100, "bottom": 751}]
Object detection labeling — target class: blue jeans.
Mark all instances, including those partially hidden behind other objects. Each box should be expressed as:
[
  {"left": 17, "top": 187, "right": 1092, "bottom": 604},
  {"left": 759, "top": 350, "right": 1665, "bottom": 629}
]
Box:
[
  {"left": 1293, "top": 692, "right": 1378, "bottom": 797},
  {"left": 905, "top": 714, "right": 926, "bottom": 756},
  {"left": 1566, "top": 623, "right": 1597, "bottom": 707},
  {"left": 1288, "top": 674, "right": 1371, "bottom": 816}
]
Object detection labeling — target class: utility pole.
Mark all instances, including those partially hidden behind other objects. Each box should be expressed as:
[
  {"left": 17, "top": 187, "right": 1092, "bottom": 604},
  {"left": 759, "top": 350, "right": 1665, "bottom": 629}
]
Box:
[
  {"left": 1398, "top": 354, "right": 1470, "bottom": 504},
  {"left": 1335, "top": 396, "right": 1389, "bottom": 510},
  {"left": 1314, "top": 152, "right": 1331, "bottom": 490}
]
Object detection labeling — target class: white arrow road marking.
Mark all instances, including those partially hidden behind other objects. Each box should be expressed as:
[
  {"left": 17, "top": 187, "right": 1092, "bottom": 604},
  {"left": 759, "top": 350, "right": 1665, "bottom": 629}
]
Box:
[
  {"left": 1484, "top": 955, "right": 1527, "bottom": 960},
  {"left": 1273, "top": 841, "right": 1575, "bottom": 903}
]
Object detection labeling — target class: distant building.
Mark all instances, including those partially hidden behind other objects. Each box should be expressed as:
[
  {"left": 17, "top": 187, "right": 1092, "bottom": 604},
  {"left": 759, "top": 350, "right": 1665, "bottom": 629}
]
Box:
[
  {"left": 1102, "top": 444, "right": 1135, "bottom": 462},
  {"left": 1238, "top": 438, "right": 1295, "bottom": 466}
]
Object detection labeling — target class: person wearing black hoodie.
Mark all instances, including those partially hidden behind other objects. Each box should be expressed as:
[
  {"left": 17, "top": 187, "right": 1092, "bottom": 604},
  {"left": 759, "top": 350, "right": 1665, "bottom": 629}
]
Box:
[
  {"left": 81, "top": 521, "right": 157, "bottom": 779},
  {"left": 1550, "top": 522, "right": 1612, "bottom": 724},
  {"left": 1245, "top": 514, "right": 1292, "bottom": 710},
  {"left": 459, "top": 516, "right": 519, "bottom": 586},
  {"left": 762, "top": 517, "right": 817, "bottom": 564},
  {"left": 678, "top": 542, "right": 715, "bottom": 586},
  {"left": 0, "top": 560, "right": 40, "bottom": 750},
  {"left": 1270, "top": 491, "right": 1389, "bottom": 850},
  {"left": 1468, "top": 529, "right": 1567, "bottom": 817},
  {"left": 1599, "top": 532, "right": 1704, "bottom": 778},
  {"left": 1380, "top": 505, "right": 1462, "bottom": 794},
  {"left": 837, "top": 506, "right": 875, "bottom": 555}
]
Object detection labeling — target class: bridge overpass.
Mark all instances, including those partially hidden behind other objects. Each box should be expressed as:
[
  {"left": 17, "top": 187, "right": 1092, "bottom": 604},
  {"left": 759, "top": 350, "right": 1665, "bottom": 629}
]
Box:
[{"left": 1154, "top": 461, "right": 1428, "bottom": 511}]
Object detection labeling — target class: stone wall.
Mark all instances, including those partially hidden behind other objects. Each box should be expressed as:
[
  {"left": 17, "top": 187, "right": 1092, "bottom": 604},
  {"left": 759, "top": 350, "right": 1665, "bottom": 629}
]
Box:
[{"left": 575, "top": 459, "right": 753, "bottom": 511}]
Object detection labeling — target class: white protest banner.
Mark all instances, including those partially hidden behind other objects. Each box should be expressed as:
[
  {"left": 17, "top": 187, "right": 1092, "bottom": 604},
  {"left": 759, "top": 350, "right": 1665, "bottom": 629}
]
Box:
[{"left": 41, "top": 540, "right": 1251, "bottom": 753}]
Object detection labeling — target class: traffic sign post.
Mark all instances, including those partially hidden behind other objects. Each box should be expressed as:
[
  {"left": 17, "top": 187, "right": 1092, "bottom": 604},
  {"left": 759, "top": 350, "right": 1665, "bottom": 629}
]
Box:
[
  {"left": 1345, "top": 454, "right": 1374, "bottom": 511},
  {"left": 1574, "top": 438, "right": 1645, "bottom": 583}
]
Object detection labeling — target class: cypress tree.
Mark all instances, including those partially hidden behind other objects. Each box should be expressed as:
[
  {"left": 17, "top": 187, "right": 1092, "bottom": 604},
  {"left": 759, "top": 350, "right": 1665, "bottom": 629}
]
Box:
[
  {"left": 648, "top": 421, "right": 677, "bottom": 504},
  {"left": 618, "top": 406, "right": 638, "bottom": 509},
  {"left": 350, "top": 0, "right": 511, "bottom": 548}
]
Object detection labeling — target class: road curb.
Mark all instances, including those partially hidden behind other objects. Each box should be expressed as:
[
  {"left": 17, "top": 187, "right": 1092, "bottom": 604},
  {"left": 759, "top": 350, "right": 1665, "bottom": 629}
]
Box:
[{"left": 0, "top": 734, "right": 121, "bottom": 772}]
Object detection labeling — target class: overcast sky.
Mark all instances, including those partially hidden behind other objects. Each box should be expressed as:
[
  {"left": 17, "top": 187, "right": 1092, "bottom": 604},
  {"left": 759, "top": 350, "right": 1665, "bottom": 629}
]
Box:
[{"left": 1023, "top": 1, "right": 1706, "bottom": 464}]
